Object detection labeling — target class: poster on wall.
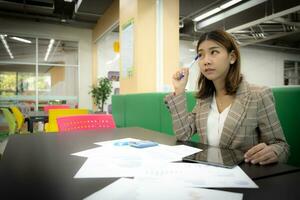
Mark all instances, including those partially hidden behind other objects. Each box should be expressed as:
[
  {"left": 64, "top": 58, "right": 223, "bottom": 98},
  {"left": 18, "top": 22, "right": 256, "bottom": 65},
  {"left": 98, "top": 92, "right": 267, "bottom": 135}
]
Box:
[
  {"left": 120, "top": 19, "right": 134, "bottom": 78},
  {"left": 108, "top": 71, "right": 120, "bottom": 82}
]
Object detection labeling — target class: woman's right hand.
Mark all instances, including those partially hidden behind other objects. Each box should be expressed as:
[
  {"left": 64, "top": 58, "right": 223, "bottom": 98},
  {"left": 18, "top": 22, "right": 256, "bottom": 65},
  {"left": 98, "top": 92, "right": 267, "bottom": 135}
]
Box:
[{"left": 172, "top": 68, "right": 189, "bottom": 95}]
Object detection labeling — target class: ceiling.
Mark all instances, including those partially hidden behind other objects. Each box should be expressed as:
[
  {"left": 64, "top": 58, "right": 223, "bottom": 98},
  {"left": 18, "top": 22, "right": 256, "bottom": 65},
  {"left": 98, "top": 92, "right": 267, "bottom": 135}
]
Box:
[
  {"left": 0, "top": 0, "right": 300, "bottom": 53},
  {"left": 180, "top": 0, "right": 300, "bottom": 53},
  {"left": 0, "top": 0, "right": 114, "bottom": 28}
]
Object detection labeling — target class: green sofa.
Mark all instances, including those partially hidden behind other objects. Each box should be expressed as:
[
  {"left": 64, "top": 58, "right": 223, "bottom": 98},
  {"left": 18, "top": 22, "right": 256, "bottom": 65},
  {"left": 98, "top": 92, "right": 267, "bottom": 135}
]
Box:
[{"left": 112, "top": 87, "right": 300, "bottom": 166}]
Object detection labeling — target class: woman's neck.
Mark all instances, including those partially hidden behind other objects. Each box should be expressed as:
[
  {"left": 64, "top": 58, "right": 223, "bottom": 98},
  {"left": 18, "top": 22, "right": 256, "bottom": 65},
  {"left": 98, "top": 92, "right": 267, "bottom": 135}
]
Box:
[{"left": 213, "top": 79, "right": 226, "bottom": 97}]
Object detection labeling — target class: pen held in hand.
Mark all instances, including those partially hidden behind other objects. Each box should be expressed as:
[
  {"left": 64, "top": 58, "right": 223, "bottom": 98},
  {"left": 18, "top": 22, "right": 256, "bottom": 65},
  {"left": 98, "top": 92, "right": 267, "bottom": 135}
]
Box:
[{"left": 178, "top": 54, "right": 200, "bottom": 80}]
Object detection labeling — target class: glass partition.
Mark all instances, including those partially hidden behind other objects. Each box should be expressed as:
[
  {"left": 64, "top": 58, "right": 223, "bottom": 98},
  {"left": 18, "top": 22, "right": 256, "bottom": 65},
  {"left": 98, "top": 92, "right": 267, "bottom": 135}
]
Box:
[
  {"left": 38, "top": 38, "right": 78, "bottom": 66},
  {"left": 38, "top": 65, "right": 78, "bottom": 109},
  {"left": 0, "top": 34, "right": 35, "bottom": 63},
  {"left": 0, "top": 33, "right": 79, "bottom": 110}
]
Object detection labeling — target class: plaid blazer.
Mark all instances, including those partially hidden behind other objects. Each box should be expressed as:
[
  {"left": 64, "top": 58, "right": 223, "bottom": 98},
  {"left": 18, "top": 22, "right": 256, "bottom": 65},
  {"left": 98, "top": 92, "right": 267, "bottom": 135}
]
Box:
[{"left": 164, "top": 80, "right": 289, "bottom": 162}]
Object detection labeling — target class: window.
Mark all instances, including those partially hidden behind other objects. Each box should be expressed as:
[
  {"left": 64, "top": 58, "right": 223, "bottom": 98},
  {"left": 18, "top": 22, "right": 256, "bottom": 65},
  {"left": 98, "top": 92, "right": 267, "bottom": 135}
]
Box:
[{"left": 284, "top": 60, "right": 300, "bottom": 85}]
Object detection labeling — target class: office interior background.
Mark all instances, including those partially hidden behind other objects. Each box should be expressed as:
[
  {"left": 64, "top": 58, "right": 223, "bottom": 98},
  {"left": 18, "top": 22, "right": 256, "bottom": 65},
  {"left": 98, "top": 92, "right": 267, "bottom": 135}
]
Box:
[{"left": 0, "top": 0, "right": 299, "bottom": 111}]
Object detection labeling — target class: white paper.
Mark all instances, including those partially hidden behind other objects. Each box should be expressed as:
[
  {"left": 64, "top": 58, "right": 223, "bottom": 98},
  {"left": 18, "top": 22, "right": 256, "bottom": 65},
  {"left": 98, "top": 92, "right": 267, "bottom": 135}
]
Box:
[
  {"left": 73, "top": 138, "right": 201, "bottom": 162},
  {"left": 73, "top": 145, "right": 198, "bottom": 178},
  {"left": 137, "top": 162, "right": 258, "bottom": 188},
  {"left": 94, "top": 138, "right": 139, "bottom": 147},
  {"left": 84, "top": 178, "right": 243, "bottom": 200},
  {"left": 74, "top": 142, "right": 153, "bottom": 178},
  {"left": 72, "top": 138, "right": 140, "bottom": 158},
  {"left": 73, "top": 138, "right": 256, "bottom": 189}
]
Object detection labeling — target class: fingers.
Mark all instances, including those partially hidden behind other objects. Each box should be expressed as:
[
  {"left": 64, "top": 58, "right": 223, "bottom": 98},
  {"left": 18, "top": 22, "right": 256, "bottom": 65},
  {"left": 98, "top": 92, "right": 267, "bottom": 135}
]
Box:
[
  {"left": 244, "top": 143, "right": 266, "bottom": 158},
  {"left": 259, "top": 155, "right": 278, "bottom": 165},
  {"left": 172, "top": 68, "right": 190, "bottom": 95},
  {"left": 173, "top": 68, "right": 189, "bottom": 81},
  {"left": 244, "top": 143, "right": 278, "bottom": 165}
]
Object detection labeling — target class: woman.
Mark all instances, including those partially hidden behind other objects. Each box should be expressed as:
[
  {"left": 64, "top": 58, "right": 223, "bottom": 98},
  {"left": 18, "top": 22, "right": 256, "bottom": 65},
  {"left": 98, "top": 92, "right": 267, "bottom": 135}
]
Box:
[{"left": 165, "top": 30, "right": 289, "bottom": 165}]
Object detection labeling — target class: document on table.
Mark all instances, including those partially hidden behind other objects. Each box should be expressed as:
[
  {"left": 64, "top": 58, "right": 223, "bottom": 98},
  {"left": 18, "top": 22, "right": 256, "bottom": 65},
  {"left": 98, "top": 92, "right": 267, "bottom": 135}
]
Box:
[
  {"left": 84, "top": 178, "right": 243, "bottom": 200},
  {"left": 73, "top": 143, "right": 201, "bottom": 178},
  {"left": 71, "top": 138, "right": 140, "bottom": 157},
  {"left": 72, "top": 138, "right": 201, "bottom": 162},
  {"left": 72, "top": 138, "right": 257, "bottom": 189},
  {"left": 136, "top": 162, "right": 258, "bottom": 188}
]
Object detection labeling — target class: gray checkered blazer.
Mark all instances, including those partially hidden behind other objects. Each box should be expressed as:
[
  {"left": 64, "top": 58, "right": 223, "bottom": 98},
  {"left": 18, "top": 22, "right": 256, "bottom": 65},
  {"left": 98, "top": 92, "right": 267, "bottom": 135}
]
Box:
[{"left": 164, "top": 80, "right": 289, "bottom": 162}]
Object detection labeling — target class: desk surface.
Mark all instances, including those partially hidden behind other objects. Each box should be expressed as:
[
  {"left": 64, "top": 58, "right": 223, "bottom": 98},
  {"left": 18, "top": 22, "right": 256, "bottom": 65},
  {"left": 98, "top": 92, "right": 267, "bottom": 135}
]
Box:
[{"left": 0, "top": 127, "right": 299, "bottom": 200}]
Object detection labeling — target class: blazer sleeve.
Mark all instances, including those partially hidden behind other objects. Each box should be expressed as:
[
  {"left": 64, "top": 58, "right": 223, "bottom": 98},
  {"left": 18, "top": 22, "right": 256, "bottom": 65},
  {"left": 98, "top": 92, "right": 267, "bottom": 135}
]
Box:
[
  {"left": 257, "top": 87, "right": 289, "bottom": 162},
  {"left": 164, "top": 92, "right": 197, "bottom": 141}
]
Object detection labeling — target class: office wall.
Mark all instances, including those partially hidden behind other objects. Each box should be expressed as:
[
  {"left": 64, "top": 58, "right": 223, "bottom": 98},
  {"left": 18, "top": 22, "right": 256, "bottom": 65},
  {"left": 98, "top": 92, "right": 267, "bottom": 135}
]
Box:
[
  {"left": 0, "top": 18, "right": 93, "bottom": 109},
  {"left": 241, "top": 47, "right": 300, "bottom": 87},
  {"left": 180, "top": 39, "right": 300, "bottom": 90},
  {"left": 179, "top": 40, "right": 199, "bottom": 91}
]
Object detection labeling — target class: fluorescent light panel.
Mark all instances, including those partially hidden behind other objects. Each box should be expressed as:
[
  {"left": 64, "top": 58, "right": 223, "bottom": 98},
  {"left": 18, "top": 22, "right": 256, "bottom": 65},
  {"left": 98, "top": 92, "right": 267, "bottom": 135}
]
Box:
[
  {"left": 193, "top": 0, "right": 242, "bottom": 22},
  {"left": 197, "top": 0, "right": 268, "bottom": 29},
  {"left": 194, "top": 7, "right": 221, "bottom": 22},
  {"left": 44, "top": 39, "right": 55, "bottom": 61},
  {"left": 10, "top": 36, "right": 32, "bottom": 44},
  {"left": 0, "top": 34, "right": 14, "bottom": 59},
  {"left": 220, "top": 0, "right": 242, "bottom": 9}
]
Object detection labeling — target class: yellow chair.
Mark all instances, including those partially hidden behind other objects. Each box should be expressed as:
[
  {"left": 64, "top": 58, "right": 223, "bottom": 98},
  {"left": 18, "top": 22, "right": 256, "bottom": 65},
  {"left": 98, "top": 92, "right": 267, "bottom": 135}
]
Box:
[
  {"left": 44, "top": 109, "right": 88, "bottom": 133},
  {"left": 1, "top": 108, "right": 17, "bottom": 135},
  {"left": 10, "top": 106, "right": 25, "bottom": 133}
]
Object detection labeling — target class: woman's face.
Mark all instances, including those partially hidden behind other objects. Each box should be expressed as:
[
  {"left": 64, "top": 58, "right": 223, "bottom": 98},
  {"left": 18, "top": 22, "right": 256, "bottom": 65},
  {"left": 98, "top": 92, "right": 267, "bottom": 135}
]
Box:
[{"left": 197, "top": 40, "right": 236, "bottom": 82}]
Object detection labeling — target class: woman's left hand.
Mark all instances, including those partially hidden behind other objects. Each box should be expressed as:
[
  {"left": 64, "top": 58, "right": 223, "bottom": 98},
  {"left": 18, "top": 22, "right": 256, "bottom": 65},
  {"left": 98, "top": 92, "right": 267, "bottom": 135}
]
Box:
[{"left": 244, "top": 143, "right": 278, "bottom": 165}]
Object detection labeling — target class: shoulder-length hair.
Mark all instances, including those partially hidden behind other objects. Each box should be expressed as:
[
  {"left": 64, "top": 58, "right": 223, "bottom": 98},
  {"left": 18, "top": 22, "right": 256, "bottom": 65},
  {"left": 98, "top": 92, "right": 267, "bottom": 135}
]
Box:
[{"left": 195, "top": 29, "right": 242, "bottom": 99}]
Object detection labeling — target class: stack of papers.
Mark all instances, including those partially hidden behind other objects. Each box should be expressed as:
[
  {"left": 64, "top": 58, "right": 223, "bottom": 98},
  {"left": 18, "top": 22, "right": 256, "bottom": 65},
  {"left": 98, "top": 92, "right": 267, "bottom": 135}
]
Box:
[
  {"left": 72, "top": 138, "right": 257, "bottom": 199},
  {"left": 84, "top": 178, "right": 244, "bottom": 200}
]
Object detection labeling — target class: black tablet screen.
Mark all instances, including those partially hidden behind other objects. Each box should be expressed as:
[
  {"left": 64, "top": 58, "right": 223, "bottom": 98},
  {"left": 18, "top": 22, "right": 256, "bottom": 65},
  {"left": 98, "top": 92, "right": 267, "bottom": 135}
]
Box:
[{"left": 182, "top": 146, "right": 244, "bottom": 168}]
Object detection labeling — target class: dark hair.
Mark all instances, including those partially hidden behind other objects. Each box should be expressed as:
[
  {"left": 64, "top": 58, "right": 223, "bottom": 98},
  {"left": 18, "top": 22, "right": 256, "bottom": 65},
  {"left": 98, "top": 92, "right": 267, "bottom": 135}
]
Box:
[{"left": 195, "top": 29, "right": 242, "bottom": 99}]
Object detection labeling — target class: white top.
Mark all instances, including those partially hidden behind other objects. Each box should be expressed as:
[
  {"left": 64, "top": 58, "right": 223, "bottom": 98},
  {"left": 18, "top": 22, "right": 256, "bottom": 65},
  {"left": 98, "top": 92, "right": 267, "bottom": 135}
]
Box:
[{"left": 207, "top": 94, "right": 231, "bottom": 146}]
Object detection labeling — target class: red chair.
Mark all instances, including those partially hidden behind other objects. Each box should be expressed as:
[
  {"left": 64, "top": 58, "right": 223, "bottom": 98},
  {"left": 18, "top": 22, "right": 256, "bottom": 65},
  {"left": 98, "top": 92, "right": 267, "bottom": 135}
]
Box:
[
  {"left": 56, "top": 114, "right": 116, "bottom": 132},
  {"left": 44, "top": 105, "right": 70, "bottom": 113}
]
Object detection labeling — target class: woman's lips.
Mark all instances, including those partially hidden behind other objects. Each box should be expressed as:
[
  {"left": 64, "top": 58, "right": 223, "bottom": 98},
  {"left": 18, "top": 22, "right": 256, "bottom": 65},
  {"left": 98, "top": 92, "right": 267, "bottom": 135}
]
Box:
[{"left": 205, "top": 68, "right": 215, "bottom": 73}]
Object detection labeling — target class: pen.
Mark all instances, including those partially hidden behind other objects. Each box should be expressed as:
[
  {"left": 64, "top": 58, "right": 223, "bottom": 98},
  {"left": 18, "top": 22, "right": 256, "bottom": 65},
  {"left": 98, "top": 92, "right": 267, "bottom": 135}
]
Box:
[{"left": 178, "top": 54, "right": 200, "bottom": 80}]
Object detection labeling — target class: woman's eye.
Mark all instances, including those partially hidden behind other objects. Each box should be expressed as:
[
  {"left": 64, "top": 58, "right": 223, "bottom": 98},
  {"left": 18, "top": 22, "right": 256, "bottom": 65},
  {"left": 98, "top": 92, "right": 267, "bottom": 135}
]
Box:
[{"left": 211, "top": 50, "right": 218, "bottom": 55}]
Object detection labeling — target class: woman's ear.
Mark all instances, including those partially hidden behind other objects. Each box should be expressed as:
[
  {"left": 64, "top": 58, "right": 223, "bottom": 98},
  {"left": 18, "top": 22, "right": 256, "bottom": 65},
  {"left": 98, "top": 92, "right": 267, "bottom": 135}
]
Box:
[{"left": 230, "top": 50, "right": 237, "bottom": 64}]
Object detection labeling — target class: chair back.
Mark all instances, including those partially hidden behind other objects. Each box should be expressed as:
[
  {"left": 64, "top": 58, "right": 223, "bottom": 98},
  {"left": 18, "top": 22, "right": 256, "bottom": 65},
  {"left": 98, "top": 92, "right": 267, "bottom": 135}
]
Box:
[
  {"left": 10, "top": 106, "right": 25, "bottom": 131},
  {"left": 1, "top": 108, "right": 17, "bottom": 135},
  {"left": 57, "top": 114, "right": 116, "bottom": 132},
  {"left": 44, "top": 105, "right": 70, "bottom": 113},
  {"left": 45, "top": 108, "right": 88, "bottom": 132}
]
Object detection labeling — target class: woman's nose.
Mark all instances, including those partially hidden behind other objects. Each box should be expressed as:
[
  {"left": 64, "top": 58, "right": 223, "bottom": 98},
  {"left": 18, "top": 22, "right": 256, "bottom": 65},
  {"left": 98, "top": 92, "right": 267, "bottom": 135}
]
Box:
[{"left": 202, "top": 55, "right": 211, "bottom": 66}]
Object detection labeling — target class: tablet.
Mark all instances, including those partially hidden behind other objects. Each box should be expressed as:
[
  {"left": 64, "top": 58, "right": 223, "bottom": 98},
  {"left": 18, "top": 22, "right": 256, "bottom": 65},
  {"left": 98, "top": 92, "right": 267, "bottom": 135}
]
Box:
[{"left": 182, "top": 146, "right": 244, "bottom": 168}]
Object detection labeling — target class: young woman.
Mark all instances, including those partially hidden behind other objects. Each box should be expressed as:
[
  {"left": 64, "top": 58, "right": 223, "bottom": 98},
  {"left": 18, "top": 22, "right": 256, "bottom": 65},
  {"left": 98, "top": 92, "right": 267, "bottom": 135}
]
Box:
[{"left": 165, "top": 30, "right": 289, "bottom": 165}]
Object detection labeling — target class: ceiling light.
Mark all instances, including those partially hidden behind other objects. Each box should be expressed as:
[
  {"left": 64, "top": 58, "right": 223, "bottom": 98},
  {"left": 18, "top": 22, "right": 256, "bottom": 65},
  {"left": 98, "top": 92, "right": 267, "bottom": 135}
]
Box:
[
  {"left": 193, "top": 0, "right": 243, "bottom": 22},
  {"left": 196, "top": 0, "right": 268, "bottom": 29},
  {"left": 44, "top": 39, "right": 55, "bottom": 61},
  {"left": 10, "top": 36, "right": 32, "bottom": 44},
  {"left": 193, "top": 7, "right": 221, "bottom": 22},
  {"left": 0, "top": 34, "right": 14, "bottom": 59},
  {"left": 220, "top": 0, "right": 242, "bottom": 9}
]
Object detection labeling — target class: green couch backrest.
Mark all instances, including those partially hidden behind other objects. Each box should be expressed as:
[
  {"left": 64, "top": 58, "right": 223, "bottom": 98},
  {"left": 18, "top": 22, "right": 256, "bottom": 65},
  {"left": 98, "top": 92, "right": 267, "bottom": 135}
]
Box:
[
  {"left": 272, "top": 87, "right": 300, "bottom": 166},
  {"left": 112, "top": 87, "right": 300, "bottom": 166}
]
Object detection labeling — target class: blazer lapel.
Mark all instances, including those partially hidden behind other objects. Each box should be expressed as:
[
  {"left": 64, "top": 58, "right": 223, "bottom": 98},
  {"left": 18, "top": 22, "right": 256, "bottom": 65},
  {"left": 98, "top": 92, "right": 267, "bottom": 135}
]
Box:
[
  {"left": 198, "top": 96, "right": 212, "bottom": 144},
  {"left": 219, "top": 80, "right": 251, "bottom": 148}
]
